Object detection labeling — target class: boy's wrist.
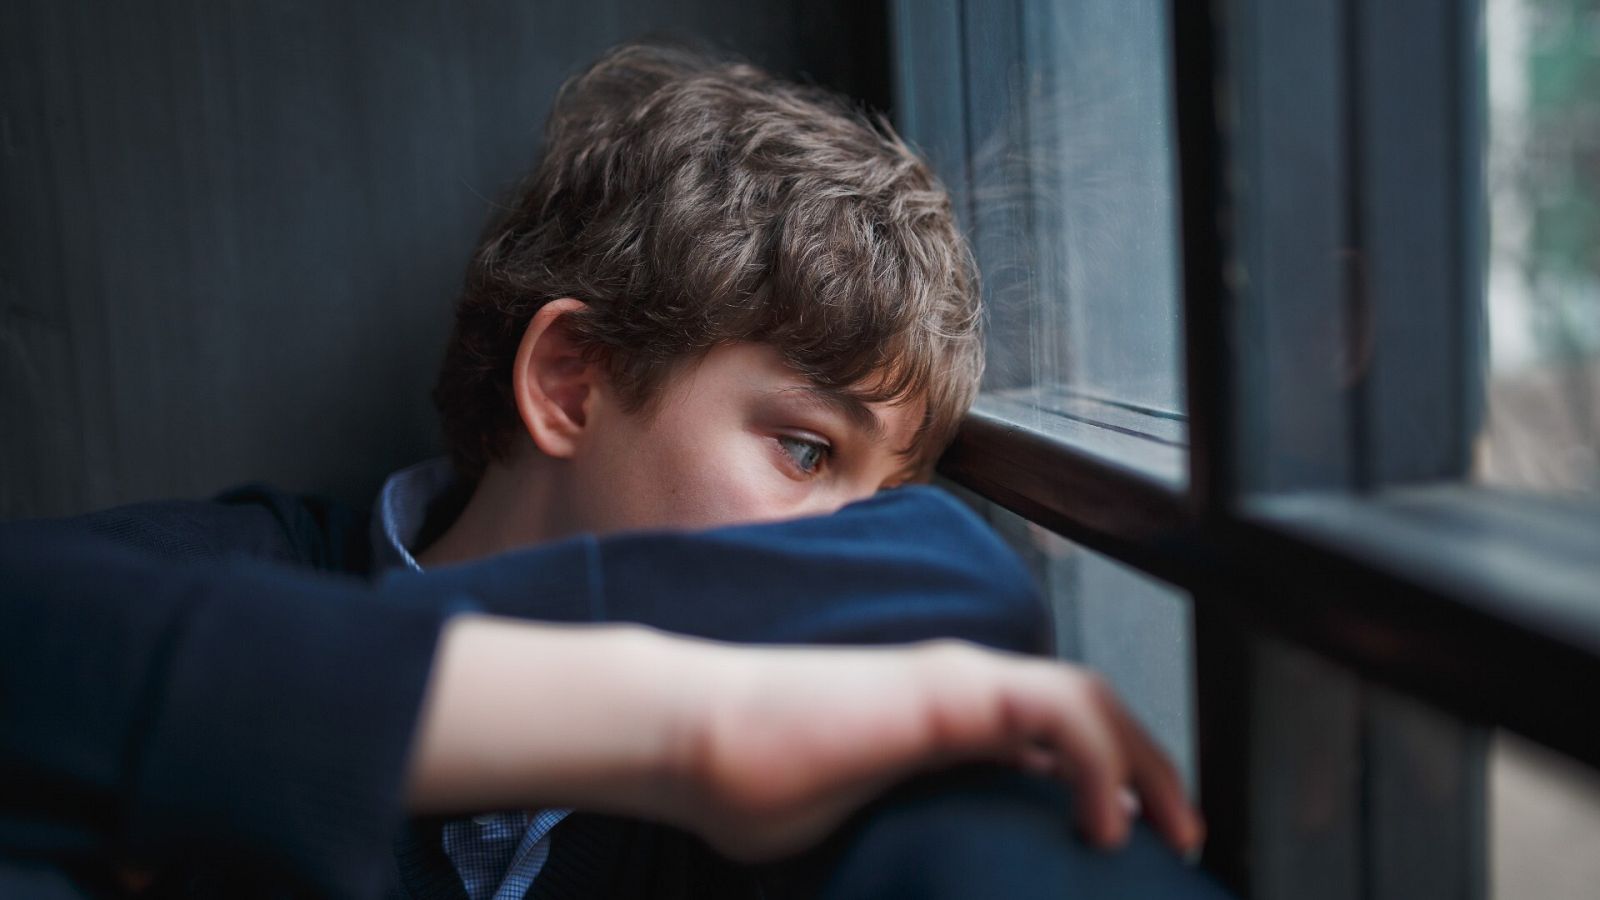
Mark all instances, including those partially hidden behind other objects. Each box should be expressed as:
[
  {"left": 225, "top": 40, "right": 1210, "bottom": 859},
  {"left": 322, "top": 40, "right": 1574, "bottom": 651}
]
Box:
[
  {"left": 407, "top": 616, "right": 691, "bottom": 816},
  {"left": 592, "top": 624, "right": 711, "bottom": 818},
  {"left": 610, "top": 627, "right": 749, "bottom": 830}
]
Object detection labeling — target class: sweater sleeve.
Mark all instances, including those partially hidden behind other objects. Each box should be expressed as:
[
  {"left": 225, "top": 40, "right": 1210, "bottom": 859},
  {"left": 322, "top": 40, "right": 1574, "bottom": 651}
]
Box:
[
  {"left": 0, "top": 484, "right": 1045, "bottom": 898},
  {"left": 387, "top": 486, "right": 1051, "bottom": 655},
  {"left": 0, "top": 520, "right": 452, "bottom": 899}
]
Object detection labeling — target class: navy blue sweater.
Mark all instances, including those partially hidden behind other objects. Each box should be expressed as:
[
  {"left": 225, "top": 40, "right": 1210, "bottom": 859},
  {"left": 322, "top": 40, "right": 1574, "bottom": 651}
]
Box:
[{"left": 0, "top": 485, "right": 1048, "bottom": 898}]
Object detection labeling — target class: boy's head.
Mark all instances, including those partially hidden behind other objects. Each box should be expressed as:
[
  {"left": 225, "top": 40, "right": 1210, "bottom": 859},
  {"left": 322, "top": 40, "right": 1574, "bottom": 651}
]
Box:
[{"left": 432, "top": 42, "right": 981, "bottom": 537}]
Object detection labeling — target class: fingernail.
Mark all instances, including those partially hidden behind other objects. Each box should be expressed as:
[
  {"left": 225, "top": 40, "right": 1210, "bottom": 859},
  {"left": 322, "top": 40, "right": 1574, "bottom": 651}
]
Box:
[{"left": 1182, "top": 840, "right": 1204, "bottom": 866}]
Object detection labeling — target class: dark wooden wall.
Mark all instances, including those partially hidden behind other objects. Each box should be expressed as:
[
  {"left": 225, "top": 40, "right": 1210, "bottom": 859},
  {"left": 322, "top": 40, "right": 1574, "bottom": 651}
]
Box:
[{"left": 1, "top": 0, "right": 888, "bottom": 517}]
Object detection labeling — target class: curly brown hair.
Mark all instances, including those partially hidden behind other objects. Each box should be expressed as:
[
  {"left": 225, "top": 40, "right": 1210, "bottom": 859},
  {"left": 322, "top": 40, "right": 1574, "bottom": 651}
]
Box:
[{"left": 433, "top": 41, "right": 982, "bottom": 482}]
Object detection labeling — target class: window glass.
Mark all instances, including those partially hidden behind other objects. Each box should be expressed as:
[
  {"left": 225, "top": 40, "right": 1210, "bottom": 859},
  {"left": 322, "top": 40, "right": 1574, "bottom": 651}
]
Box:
[
  {"left": 1479, "top": 0, "right": 1600, "bottom": 497},
  {"left": 952, "top": 487, "right": 1197, "bottom": 789},
  {"left": 1477, "top": 30, "right": 1600, "bottom": 853},
  {"left": 894, "top": 0, "right": 1186, "bottom": 483},
  {"left": 1009, "top": 0, "right": 1184, "bottom": 414},
  {"left": 1491, "top": 730, "right": 1600, "bottom": 899}
]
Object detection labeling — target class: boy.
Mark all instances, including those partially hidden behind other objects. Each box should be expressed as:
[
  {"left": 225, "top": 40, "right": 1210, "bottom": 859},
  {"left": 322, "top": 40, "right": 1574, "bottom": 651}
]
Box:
[
  {"left": 390, "top": 41, "right": 1205, "bottom": 897},
  {"left": 0, "top": 42, "right": 1216, "bottom": 899}
]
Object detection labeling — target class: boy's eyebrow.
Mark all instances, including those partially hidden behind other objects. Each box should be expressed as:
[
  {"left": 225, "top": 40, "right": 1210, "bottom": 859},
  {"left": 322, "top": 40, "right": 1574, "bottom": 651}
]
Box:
[{"left": 774, "top": 386, "right": 885, "bottom": 442}]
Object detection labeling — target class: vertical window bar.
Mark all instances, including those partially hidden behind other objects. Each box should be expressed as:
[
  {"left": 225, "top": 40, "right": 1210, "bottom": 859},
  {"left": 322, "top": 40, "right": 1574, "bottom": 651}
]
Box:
[
  {"left": 1168, "top": 0, "right": 1258, "bottom": 894},
  {"left": 1170, "top": 0, "right": 1234, "bottom": 517},
  {"left": 1352, "top": 0, "right": 1489, "bottom": 896},
  {"left": 1356, "top": 0, "right": 1486, "bottom": 486},
  {"left": 1183, "top": 1, "right": 1366, "bottom": 896}
]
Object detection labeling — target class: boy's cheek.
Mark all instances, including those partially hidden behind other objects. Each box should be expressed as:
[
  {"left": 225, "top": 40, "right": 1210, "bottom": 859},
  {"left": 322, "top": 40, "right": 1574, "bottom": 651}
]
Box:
[
  {"left": 643, "top": 459, "right": 807, "bottom": 530},
  {"left": 576, "top": 441, "right": 783, "bottom": 534}
]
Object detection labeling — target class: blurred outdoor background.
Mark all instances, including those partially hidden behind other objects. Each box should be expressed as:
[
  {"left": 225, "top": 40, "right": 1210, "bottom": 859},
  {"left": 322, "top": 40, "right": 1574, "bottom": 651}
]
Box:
[{"left": 1481, "top": 1, "right": 1600, "bottom": 896}]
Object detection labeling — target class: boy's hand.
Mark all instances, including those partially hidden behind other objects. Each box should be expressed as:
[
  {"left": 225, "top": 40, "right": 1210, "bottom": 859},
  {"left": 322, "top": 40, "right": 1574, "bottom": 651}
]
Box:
[
  {"left": 664, "top": 638, "right": 1204, "bottom": 862},
  {"left": 408, "top": 618, "right": 1203, "bottom": 863}
]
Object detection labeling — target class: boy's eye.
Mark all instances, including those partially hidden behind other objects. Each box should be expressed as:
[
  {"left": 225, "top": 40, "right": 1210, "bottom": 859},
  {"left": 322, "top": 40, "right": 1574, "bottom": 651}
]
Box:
[{"left": 776, "top": 435, "right": 830, "bottom": 475}]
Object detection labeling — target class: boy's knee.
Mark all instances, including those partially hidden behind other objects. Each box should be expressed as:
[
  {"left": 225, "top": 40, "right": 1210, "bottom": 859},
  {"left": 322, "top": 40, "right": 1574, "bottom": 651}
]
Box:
[{"left": 817, "top": 766, "right": 1231, "bottom": 900}]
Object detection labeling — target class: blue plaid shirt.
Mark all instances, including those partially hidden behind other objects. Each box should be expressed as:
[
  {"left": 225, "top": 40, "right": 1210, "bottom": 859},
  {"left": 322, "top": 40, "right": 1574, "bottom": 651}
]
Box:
[{"left": 373, "top": 459, "right": 571, "bottom": 900}]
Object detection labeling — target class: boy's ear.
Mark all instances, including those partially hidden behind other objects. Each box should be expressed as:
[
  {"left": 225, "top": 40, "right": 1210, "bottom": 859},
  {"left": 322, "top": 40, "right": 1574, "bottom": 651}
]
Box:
[{"left": 512, "top": 298, "right": 601, "bottom": 459}]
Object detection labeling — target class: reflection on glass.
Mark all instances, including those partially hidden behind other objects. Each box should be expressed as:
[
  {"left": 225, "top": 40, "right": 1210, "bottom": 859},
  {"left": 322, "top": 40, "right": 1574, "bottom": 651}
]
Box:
[
  {"left": 1004, "top": 0, "right": 1184, "bottom": 415},
  {"left": 895, "top": 0, "right": 1187, "bottom": 480},
  {"left": 1479, "top": 0, "right": 1600, "bottom": 497}
]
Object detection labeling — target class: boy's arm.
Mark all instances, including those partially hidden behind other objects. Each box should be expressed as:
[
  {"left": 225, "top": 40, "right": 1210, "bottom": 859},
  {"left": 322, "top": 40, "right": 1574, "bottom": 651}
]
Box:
[
  {"left": 410, "top": 617, "right": 1203, "bottom": 861},
  {"left": 392, "top": 485, "right": 1053, "bottom": 655},
  {"left": 0, "top": 485, "right": 1195, "bottom": 897},
  {"left": 0, "top": 521, "right": 446, "bottom": 899}
]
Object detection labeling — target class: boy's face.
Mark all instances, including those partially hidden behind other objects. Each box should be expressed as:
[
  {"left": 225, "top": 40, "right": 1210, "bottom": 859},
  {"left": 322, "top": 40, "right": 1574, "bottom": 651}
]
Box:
[{"left": 562, "top": 342, "right": 925, "bottom": 536}]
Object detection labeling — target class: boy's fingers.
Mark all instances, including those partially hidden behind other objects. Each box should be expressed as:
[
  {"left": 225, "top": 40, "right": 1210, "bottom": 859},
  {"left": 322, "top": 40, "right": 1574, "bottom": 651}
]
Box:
[
  {"left": 1111, "top": 699, "right": 1205, "bottom": 852},
  {"left": 1022, "top": 668, "right": 1131, "bottom": 848},
  {"left": 1015, "top": 662, "right": 1205, "bottom": 853},
  {"left": 943, "top": 653, "right": 1198, "bottom": 853}
]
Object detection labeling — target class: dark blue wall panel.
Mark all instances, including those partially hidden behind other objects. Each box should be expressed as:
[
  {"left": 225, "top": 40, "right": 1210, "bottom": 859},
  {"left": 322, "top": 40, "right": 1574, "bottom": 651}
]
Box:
[{"left": 1, "top": 0, "right": 888, "bottom": 516}]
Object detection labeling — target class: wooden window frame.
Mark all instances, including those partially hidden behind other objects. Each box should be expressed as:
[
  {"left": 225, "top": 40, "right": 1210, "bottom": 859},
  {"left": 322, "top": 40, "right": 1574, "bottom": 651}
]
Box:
[{"left": 899, "top": 0, "right": 1600, "bottom": 894}]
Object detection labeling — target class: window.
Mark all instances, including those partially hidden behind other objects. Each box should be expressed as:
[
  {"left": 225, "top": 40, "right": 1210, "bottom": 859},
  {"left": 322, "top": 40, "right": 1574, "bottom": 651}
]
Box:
[{"left": 896, "top": 0, "right": 1600, "bottom": 896}]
